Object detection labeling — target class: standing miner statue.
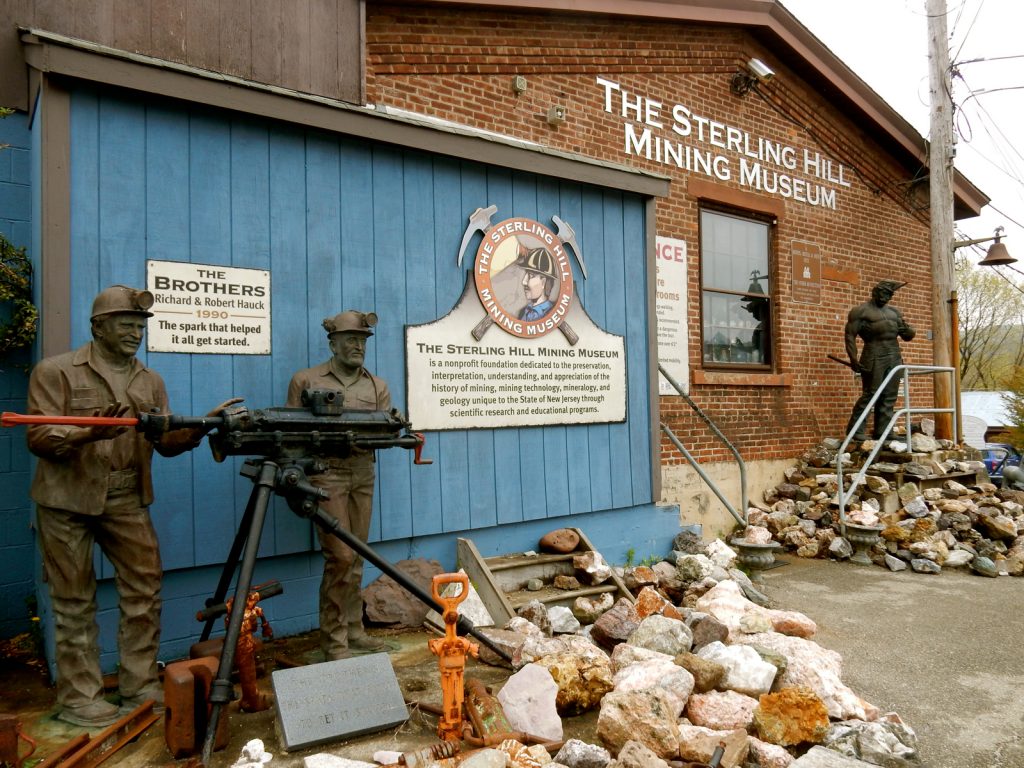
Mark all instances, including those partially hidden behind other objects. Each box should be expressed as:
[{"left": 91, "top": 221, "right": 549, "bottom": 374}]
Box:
[
  {"left": 287, "top": 310, "right": 391, "bottom": 660},
  {"left": 845, "top": 280, "right": 916, "bottom": 441},
  {"left": 26, "top": 285, "right": 236, "bottom": 727}
]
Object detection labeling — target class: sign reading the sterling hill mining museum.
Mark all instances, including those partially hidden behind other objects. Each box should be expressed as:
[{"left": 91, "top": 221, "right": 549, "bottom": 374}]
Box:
[
  {"left": 146, "top": 260, "right": 271, "bottom": 354},
  {"left": 406, "top": 210, "right": 626, "bottom": 431}
]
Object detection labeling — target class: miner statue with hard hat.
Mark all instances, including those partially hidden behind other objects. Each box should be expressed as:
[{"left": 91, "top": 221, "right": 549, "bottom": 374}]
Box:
[
  {"left": 845, "top": 279, "right": 916, "bottom": 441},
  {"left": 26, "top": 285, "right": 235, "bottom": 727},
  {"left": 517, "top": 247, "right": 559, "bottom": 321},
  {"left": 286, "top": 310, "right": 392, "bottom": 659}
]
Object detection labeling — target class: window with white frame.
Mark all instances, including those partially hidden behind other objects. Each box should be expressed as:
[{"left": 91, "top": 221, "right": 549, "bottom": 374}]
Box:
[{"left": 700, "top": 208, "right": 773, "bottom": 367}]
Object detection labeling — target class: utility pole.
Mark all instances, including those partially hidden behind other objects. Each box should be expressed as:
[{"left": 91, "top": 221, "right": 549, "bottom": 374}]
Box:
[{"left": 928, "top": 0, "right": 955, "bottom": 440}]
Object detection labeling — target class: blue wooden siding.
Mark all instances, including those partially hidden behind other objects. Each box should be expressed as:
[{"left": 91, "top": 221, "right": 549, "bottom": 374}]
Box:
[
  {"left": 53, "top": 85, "right": 673, "bottom": 666},
  {"left": 0, "top": 109, "right": 34, "bottom": 639}
]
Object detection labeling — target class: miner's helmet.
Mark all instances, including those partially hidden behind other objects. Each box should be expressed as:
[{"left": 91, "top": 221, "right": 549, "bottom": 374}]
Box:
[
  {"left": 875, "top": 280, "right": 907, "bottom": 294},
  {"left": 516, "top": 247, "right": 558, "bottom": 281},
  {"left": 322, "top": 310, "right": 378, "bottom": 337},
  {"left": 90, "top": 285, "right": 155, "bottom": 320}
]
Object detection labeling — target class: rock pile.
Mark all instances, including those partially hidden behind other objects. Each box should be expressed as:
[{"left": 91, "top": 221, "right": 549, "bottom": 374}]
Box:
[
  {"left": 752, "top": 436, "right": 1024, "bottom": 577},
  {"left": 379, "top": 529, "right": 920, "bottom": 768}
]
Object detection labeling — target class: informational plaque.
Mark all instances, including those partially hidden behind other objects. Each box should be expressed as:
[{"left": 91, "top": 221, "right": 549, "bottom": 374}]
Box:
[
  {"left": 271, "top": 654, "right": 407, "bottom": 751},
  {"left": 791, "top": 241, "right": 821, "bottom": 305},
  {"left": 655, "top": 236, "right": 689, "bottom": 395},
  {"left": 146, "top": 260, "right": 271, "bottom": 354},
  {"left": 406, "top": 277, "right": 626, "bottom": 431}
]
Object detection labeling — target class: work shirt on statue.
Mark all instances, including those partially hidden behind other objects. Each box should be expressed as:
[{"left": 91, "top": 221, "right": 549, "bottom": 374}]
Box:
[
  {"left": 26, "top": 342, "right": 196, "bottom": 513},
  {"left": 285, "top": 359, "right": 391, "bottom": 467}
]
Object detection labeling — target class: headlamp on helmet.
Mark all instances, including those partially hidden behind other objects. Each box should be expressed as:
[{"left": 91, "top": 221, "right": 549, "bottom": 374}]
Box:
[
  {"left": 90, "top": 285, "right": 155, "bottom": 320},
  {"left": 322, "top": 310, "right": 378, "bottom": 337}
]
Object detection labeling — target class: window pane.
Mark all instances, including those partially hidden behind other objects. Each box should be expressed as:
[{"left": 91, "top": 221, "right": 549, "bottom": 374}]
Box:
[
  {"left": 700, "top": 210, "right": 769, "bottom": 294},
  {"left": 702, "top": 291, "right": 771, "bottom": 364}
]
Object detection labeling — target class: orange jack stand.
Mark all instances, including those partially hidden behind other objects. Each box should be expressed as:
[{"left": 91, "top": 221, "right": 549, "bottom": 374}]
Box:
[
  {"left": 427, "top": 573, "right": 479, "bottom": 743},
  {"left": 224, "top": 589, "right": 274, "bottom": 712}
]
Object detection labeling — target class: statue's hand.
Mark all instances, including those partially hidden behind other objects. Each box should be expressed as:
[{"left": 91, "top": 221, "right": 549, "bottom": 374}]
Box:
[
  {"left": 206, "top": 397, "right": 244, "bottom": 418},
  {"left": 86, "top": 402, "right": 133, "bottom": 442}
]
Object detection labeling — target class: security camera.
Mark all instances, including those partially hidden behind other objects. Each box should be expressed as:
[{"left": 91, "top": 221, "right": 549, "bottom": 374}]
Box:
[{"left": 747, "top": 58, "right": 775, "bottom": 82}]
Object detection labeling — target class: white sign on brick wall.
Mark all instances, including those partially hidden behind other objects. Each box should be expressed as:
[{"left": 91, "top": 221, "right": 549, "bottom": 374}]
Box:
[{"left": 656, "top": 236, "right": 689, "bottom": 395}]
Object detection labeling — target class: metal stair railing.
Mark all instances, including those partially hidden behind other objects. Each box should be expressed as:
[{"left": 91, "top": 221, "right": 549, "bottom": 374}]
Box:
[
  {"left": 837, "top": 364, "right": 956, "bottom": 533},
  {"left": 658, "top": 364, "right": 748, "bottom": 527}
]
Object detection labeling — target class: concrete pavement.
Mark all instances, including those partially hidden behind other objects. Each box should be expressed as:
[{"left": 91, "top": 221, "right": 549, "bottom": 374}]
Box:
[{"left": 759, "top": 556, "right": 1024, "bottom": 768}]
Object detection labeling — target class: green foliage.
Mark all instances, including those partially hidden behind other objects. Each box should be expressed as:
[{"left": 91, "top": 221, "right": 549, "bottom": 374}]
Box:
[
  {"left": 0, "top": 233, "right": 37, "bottom": 355},
  {"left": 1002, "top": 369, "right": 1024, "bottom": 452},
  {"left": 623, "top": 548, "right": 635, "bottom": 567},
  {"left": 956, "top": 255, "right": 1024, "bottom": 389}
]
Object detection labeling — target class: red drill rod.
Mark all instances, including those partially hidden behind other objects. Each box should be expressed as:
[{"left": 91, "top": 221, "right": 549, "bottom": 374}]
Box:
[{"left": 1, "top": 412, "right": 140, "bottom": 427}]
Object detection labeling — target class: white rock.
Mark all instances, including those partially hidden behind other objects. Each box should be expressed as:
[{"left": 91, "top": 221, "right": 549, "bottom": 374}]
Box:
[
  {"left": 303, "top": 755, "right": 375, "bottom": 768},
  {"left": 548, "top": 605, "right": 581, "bottom": 634},
  {"left": 943, "top": 549, "right": 973, "bottom": 567},
  {"left": 612, "top": 658, "right": 695, "bottom": 716},
  {"left": 496, "top": 663, "right": 563, "bottom": 742},
  {"left": 232, "top": 739, "right": 272, "bottom": 767},
  {"left": 706, "top": 539, "right": 738, "bottom": 569},
  {"left": 696, "top": 640, "right": 777, "bottom": 696}
]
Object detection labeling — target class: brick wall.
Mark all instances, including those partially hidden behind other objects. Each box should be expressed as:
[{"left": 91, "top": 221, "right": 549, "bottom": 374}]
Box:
[
  {"left": 367, "top": 5, "right": 937, "bottom": 465},
  {"left": 0, "top": 109, "right": 34, "bottom": 638}
]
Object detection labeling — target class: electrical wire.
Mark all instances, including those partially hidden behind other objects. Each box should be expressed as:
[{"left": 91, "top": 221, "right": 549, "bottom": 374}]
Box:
[{"left": 951, "top": 0, "right": 985, "bottom": 62}]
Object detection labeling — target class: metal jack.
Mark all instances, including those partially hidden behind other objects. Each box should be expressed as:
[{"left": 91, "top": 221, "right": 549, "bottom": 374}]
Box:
[{"left": 428, "top": 573, "right": 479, "bottom": 743}]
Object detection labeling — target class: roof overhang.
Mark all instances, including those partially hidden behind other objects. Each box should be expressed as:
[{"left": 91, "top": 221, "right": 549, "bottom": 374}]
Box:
[
  {"left": 389, "top": 0, "right": 988, "bottom": 219},
  {"left": 18, "top": 28, "right": 671, "bottom": 199}
]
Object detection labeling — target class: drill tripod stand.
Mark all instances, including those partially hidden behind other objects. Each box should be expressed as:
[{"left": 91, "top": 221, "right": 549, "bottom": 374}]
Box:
[{"left": 197, "top": 456, "right": 509, "bottom": 766}]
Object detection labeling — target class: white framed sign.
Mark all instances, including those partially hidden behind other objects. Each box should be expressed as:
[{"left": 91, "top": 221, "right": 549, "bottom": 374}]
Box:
[
  {"left": 655, "top": 236, "right": 689, "bottom": 395},
  {"left": 146, "top": 260, "right": 271, "bottom": 354}
]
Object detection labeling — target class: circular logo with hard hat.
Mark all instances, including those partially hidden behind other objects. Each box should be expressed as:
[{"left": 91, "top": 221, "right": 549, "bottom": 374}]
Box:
[{"left": 473, "top": 218, "right": 574, "bottom": 339}]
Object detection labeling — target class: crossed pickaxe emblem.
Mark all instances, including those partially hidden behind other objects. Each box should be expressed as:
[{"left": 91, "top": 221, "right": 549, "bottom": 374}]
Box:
[{"left": 457, "top": 205, "right": 587, "bottom": 344}]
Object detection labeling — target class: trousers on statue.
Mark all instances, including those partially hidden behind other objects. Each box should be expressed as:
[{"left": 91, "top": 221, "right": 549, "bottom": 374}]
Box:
[
  {"left": 36, "top": 500, "right": 162, "bottom": 710},
  {"left": 311, "top": 461, "right": 376, "bottom": 660}
]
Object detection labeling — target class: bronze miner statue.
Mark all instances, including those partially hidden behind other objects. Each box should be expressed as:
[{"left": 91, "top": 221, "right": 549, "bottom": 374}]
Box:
[
  {"left": 286, "top": 310, "right": 391, "bottom": 660},
  {"left": 26, "top": 285, "right": 236, "bottom": 727},
  {"left": 845, "top": 280, "right": 916, "bottom": 441}
]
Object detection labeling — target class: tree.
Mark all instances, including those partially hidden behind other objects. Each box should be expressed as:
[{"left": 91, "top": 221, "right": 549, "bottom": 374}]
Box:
[{"left": 956, "top": 255, "right": 1024, "bottom": 390}]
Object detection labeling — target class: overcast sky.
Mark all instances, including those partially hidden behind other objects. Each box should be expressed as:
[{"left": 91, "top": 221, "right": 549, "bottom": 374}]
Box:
[{"left": 780, "top": 0, "right": 1024, "bottom": 266}]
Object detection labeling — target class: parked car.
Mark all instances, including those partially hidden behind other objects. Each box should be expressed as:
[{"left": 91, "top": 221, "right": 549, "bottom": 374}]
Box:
[{"left": 980, "top": 443, "right": 1021, "bottom": 482}]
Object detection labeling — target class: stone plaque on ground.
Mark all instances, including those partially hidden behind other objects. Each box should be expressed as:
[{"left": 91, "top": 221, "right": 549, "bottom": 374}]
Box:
[{"left": 271, "top": 653, "right": 407, "bottom": 751}]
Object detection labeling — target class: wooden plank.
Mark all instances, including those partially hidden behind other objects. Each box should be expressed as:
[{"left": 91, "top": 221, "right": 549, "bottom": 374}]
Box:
[
  {"left": 623, "top": 196, "right": 652, "bottom": 504},
  {"left": 75, "top": 0, "right": 114, "bottom": 48},
  {"left": 370, "top": 145, "right": 411, "bottom": 543},
  {"left": 144, "top": 103, "right": 195, "bottom": 570},
  {"left": 578, "top": 189, "right": 612, "bottom": 512},
  {"left": 113, "top": 0, "right": 151, "bottom": 53},
  {"left": 150, "top": 0, "right": 187, "bottom": 61},
  {"left": 456, "top": 537, "right": 514, "bottom": 626},
  {"left": 219, "top": 0, "right": 251, "bottom": 79},
  {"left": 249, "top": 0, "right": 281, "bottom": 85},
  {"left": 186, "top": 110, "right": 238, "bottom": 566},
  {"left": 558, "top": 184, "right": 593, "bottom": 515},
  {"left": 536, "top": 178, "right": 570, "bottom": 519},
  {"left": 268, "top": 127, "right": 313, "bottom": 555},
  {"left": 229, "top": 118, "right": 274, "bottom": 555},
  {"left": 600, "top": 193, "right": 633, "bottom": 510},
  {"left": 279, "top": 0, "right": 310, "bottom": 93},
  {"left": 68, "top": 87, "right": 101, "bottom": 342},
  {"left": 308, "top": 0, "right": 339, "bottom": 97},
  {"left": 185, "top": 0, "right": 219, "bottom": 71},
  {"left": 485, "top": 170, "right": 524, "bottom": 527}
]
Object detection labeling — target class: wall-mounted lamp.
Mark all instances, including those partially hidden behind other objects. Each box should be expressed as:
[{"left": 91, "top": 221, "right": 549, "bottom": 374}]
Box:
[
  {"left": 953, "top": 226, "right": 1015, "bottom": 266},
  {"left": 512, "top": 75, "right": 528, "bottom": 95},
  {"left": 546, "top": 105, "right": 566, "bottom": 126},
  {"left": 730, "top": 57, "right": 776, "bottom": 96}
]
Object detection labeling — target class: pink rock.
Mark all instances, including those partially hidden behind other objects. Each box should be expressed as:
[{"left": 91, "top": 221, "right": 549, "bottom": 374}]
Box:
[
  {"left": 678, "top": 725, "right": 750, "bottom": 768},
  {"left": 609, "top": 642, "right": 673, "bottom": 673},
  {"left": 696, "top": 580, "right": 816, "bottom": 640},
  {"left": 743, "top": 525, "right": 774, "bottom": 545},
  {"left": 635, "top": 586, "right": 682, "bottom": 620},
  {"left": 769, "top": 611, "right": 817, "bottom": 638},
  {"left": 612, "top": 658, "right": 694, "bottom": 717},
  {"left": 685, "top": 690, "right": 758, "bottom": 730},
  {"left": 597, "top": 688, "right": 681, "bottom": 759},
  {"left": 733, "top": 632, "right": 865, "bottom": 720},
  {"left": 748, "top": 736, "right": 794, "bottom": 768}
]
